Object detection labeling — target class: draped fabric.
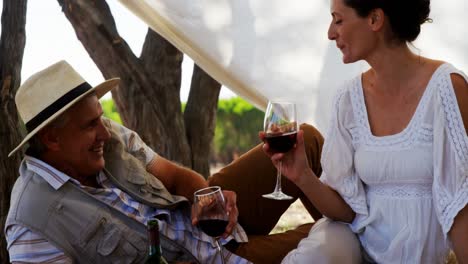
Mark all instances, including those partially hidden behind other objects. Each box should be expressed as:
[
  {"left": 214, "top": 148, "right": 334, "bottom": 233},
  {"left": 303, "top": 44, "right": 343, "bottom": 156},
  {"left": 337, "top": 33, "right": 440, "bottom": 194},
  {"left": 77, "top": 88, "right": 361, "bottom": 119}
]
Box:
[{"left": 118, "top": 0, "right": 467, "bottom": 132}]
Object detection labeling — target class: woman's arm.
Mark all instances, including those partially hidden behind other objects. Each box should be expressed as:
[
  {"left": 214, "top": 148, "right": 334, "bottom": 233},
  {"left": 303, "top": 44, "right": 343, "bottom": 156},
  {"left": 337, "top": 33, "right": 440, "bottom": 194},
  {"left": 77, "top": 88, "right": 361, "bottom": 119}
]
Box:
[
  {"left": 297, "top": 166, "right": 355, "bottom": 223},
  {"left": 450, "top": 73, "right": 468, "bottom": 263},
  {"left": 449, "top": 205, "right": 468, "bottom": 264},
  {"left": 452, "top": 73, "right": 468, "bottom": 131},
  {"left": 262, "top": 130, "right": 355, "bottom": 223}
]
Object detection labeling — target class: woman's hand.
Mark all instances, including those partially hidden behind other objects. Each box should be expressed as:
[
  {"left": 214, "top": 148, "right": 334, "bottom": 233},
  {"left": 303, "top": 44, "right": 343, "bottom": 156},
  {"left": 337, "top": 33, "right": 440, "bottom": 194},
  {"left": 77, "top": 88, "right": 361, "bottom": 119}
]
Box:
[
  {"left": 260, "top": 129, "right": 313, "bottom": 187},
  {"left": 261, "top": 129, "right": 355, "bottom": 222}
]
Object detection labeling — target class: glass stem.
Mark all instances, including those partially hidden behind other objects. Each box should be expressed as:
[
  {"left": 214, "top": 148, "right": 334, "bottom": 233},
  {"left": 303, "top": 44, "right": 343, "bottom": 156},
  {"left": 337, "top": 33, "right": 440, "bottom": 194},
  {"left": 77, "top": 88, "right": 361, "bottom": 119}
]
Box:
[
  {"left": 275, "top": 161, "right": 283, "bottom": 193},
  {"left": 215, "top": 239, "right": 226, "bottom": 264}
]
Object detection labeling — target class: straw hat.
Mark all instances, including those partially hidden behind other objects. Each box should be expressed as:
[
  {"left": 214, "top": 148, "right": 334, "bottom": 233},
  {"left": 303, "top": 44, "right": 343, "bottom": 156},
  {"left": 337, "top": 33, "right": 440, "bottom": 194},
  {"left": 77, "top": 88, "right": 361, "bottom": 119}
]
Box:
[{"left": 8, "top": 60, "right": 120, "bottom": 157}]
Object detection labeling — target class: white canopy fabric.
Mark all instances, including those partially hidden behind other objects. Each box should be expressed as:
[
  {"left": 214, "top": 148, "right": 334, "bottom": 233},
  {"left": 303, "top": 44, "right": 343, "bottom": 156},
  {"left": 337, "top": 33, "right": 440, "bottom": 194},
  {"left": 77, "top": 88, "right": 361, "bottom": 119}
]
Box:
[{"left": 118, "top": 0, "right": 467, "bottom": 133}]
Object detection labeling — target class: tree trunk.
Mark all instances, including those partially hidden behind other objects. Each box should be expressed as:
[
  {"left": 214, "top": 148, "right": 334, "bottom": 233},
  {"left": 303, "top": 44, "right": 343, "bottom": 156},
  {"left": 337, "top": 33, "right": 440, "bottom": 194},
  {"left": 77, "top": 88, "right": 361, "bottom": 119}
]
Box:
[
  {"left": 57, "top": 0, "right": 220, "bottom": 177},
  {"left": 185, "top": 65, "right": 221, "bottom": 176},
  {"left": 0, "top": 0, "right": 27, "bottom": 262}
]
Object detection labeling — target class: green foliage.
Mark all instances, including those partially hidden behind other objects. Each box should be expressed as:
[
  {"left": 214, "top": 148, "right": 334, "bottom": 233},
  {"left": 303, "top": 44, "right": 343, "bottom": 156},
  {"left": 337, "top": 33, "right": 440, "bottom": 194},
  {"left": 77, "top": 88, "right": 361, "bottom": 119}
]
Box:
[
  {"left": 181, "top": 102, "right": 186, "bottom": 112},
  {"left": 99, "top": 97, "right": 263, "bottom": 164},
  {"left": 100, "top": 99, "right": 122, "bottom": 124},
  {"left": 213, "top": 97, "right": 264, "bottom": 164}
]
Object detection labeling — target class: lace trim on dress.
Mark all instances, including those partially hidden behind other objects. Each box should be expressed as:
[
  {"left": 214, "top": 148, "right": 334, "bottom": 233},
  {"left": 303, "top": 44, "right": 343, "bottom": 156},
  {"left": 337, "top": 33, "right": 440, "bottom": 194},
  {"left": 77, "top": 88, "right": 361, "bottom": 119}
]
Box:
[
  {"left": 419, "top": 124, "right": 434, "bottom": 145},
  {"left": 321, "top": 85, "right": 350, "bottom": 165},
  {"left": 341, "top": 174, "right": 368, "bottom": 215},
  {"left": 349, "top": 77, "right": 367, "bottom": 148},
  {"left": 437, "top": 66, "right": 468, "bottom": 164},
  {"left": 367, "top": 183, "right": 432, "bottom": 199},
  {"left": 321, "top": 84, "right": 369, "bottom": 216},
  {"left": 342, "top": 195, "right": 368, "bottom": 216},
  {"left": 349, "top": 65, "right": 446, "bottom": 149},
  {"left": 438, "top": 179, "right": 468, "bottom": 237},
  {"left": 435, "top": 65, "right": 468, "bottom": 237}
]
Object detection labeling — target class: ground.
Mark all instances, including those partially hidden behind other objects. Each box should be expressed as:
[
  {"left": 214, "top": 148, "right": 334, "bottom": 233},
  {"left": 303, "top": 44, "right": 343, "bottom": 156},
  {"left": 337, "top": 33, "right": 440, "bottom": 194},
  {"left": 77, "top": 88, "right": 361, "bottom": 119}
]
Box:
[{"left": 271, "top": 199, "right": 313, "bottom": 234}]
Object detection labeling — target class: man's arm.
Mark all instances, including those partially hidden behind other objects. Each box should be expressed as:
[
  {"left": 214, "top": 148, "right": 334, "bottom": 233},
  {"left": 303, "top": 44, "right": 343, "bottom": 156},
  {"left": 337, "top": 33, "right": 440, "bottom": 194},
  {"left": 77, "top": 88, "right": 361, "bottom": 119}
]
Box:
[
  {"left": 6, "top": 225, "right": 72, "bottom": 263},
  {"left": 110, "top": 120, "right": 209, "bottom": 202},
  {"left": 147, "top": 156, "right": 240, "bottom": 237},
  {"left": 146, "top": 156, "right": 208, "bottom": 202}
]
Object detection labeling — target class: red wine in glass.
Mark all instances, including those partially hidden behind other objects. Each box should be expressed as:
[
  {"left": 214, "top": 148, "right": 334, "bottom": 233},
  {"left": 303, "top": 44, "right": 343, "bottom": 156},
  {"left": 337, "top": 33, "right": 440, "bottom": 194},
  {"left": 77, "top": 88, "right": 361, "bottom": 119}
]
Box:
[
  {"left": 194, "top": 186, "right": 228, "bottom": 264},
  {"left": 198, "top": 219, "right": 229, "bottom": 237},
  {"left": 262, "top": 101, "right": 298, "bottom": 200},
  {"left": 265, "top": 131, "right": 297, "bottom": 153}
]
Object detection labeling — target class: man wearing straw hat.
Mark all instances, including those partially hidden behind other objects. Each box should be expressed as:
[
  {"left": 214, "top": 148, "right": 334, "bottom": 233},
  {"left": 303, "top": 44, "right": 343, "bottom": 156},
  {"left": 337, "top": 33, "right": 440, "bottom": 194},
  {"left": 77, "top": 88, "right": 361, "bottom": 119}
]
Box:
[{"left": 4, "top": 61, "right": 355, "bottom": 263}]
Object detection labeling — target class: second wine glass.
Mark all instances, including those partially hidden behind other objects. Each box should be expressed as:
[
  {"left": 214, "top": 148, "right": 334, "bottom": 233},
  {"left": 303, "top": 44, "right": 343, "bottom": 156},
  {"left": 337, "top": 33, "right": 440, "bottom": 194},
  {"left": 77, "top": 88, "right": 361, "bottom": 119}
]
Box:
[
  {"left": 194, "top": 186, "right": 228, "bottom": 264},
  {"left": 263, "top": 101, "right": 298, "bottom": 200}
]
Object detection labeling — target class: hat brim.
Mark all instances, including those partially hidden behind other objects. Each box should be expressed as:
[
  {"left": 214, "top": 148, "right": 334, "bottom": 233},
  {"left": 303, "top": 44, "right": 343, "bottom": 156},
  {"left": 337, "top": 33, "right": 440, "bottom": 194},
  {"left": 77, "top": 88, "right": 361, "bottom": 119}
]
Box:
[{"left": 8, "top": 78, "right": 120, "bottom": 157}]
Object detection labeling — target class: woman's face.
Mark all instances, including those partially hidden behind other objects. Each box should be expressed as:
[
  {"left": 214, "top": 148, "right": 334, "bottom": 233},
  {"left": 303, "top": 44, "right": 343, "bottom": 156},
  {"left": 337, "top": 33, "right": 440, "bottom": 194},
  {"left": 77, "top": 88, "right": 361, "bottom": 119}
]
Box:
[{"left": 327, "top": 0, "right": 377, "bottom": 63}]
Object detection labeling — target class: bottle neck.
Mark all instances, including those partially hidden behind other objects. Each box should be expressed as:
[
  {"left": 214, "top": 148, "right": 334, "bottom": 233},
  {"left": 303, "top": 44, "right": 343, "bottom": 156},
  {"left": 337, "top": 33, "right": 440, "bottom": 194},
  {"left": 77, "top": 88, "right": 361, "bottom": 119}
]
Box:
[
  {"left": 148, "top": 227, "right": 162, "bottom": 256},
  {"left": 148, "top": 245, "right": 162, "bottom": 257}
]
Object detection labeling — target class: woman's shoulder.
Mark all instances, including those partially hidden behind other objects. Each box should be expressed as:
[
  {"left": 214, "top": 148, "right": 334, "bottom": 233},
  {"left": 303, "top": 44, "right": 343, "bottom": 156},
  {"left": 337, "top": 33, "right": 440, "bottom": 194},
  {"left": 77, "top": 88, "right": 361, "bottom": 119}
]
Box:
[
  {"left": 425, "top": 58, "right": 466, "bottom": 81},
  {"left": 424, "top": 59, "right": 466, "bottom": 95},
  {"left": 334, "top": 75, "right": 361, "bottom": 101},
  {"left": 449, "top": 69, "right": 468, "bottom": 133},
  {"left": 332, "top": 76, "right": 359, "bottom": 111},
  {"left": 428, "top": 59, "right": 468, "bottom": 132},
  {"left": 328, "top": 76, "right": 362, "bottom": 126},
  {"left": 428, "top": 59, "right": 467, "bottom": 95}
]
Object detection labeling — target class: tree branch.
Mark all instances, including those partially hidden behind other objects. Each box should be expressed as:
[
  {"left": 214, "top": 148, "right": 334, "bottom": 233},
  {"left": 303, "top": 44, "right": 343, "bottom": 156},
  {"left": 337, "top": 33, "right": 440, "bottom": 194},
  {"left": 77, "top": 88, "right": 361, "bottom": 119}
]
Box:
[
  {"left": 0, "top": 0, "right": 28, "bottom": 262},
  {"left": 58, "top": 0, "right": 192, "bottom": 165}
]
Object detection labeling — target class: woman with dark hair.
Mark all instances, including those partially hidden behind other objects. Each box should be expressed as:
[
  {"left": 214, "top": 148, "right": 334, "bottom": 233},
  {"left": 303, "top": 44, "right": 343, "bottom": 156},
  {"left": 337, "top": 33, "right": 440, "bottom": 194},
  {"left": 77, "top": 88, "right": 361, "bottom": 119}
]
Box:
[{"left": 263, "top": 0, "right": 468, "bottom": 262}]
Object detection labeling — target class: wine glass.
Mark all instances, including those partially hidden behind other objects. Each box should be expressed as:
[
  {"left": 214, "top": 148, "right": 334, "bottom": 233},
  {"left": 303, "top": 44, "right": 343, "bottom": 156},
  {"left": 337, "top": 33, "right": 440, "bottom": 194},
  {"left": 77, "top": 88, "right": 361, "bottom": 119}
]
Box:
[
  {"left": 262, "top": 101, "right": 298, "bottom": 200},
  {"left": 194, "top": 186, "right": 228, "bottom": 264}
]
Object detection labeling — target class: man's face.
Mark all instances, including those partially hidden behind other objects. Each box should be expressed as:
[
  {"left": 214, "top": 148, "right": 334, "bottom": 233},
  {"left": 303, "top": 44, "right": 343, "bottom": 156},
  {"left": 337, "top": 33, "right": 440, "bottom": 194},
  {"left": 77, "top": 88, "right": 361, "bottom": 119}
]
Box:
[{"left": 53, "top": 94, "right": 111, "bottom": 178}]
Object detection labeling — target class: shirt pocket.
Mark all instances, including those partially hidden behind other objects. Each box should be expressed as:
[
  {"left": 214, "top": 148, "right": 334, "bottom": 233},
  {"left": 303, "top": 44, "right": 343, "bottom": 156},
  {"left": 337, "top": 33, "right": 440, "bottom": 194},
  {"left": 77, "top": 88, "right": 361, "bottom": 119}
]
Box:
[
  {"left": 159, "top": 233, "right": 200, "bottom": 263},
  {"left": 80, "top": 217, "right": 146, "bottom": 264},
  {"left": 126, "top": 160, "right": 165, "bottom": 199}
]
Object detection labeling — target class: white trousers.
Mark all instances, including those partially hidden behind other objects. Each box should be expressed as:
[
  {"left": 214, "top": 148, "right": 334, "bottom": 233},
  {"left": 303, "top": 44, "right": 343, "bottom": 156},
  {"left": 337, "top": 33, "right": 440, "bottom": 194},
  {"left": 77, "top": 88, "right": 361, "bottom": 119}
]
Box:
[{"left": 282, "top": 218, "right": 362, "bottom": 264}]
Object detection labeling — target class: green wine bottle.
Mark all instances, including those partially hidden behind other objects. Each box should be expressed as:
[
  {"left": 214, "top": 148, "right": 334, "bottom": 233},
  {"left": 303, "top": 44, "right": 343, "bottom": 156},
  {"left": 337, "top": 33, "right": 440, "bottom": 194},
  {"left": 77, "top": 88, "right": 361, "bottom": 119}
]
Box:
[{"left": 145, "top": 219, "right": 168, "bottom": 264}]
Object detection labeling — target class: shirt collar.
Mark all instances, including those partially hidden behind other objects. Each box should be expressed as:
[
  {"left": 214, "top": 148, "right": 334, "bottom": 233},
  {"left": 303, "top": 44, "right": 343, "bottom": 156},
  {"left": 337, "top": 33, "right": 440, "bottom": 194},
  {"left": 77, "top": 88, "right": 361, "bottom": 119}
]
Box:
[{"left": 23, "top": 155, "right": 73, "bottom": 190}]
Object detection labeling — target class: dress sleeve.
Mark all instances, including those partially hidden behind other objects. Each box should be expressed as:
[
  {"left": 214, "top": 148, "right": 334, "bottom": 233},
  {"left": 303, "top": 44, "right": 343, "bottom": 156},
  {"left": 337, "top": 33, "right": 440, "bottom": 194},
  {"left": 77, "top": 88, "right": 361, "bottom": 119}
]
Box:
[
  {"left": 320, "top": 88, "right": 368, "bottom": 228},
  {"left": 104, "top": 118, "right": 158, "bottom": 165},
  {"left": 433, "top": 69, "right": 468, "bottom": 240}
]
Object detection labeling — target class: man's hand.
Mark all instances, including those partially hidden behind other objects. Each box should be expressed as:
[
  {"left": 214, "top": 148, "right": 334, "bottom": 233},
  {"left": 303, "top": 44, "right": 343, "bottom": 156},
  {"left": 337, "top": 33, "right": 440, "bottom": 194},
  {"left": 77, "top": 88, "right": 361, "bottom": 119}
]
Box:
[
  {"left": 191, "top": 189, "right": 239, "bottom": 239},
  {"left": 221, "top": 190, "right": 239, "bottom": 238}
]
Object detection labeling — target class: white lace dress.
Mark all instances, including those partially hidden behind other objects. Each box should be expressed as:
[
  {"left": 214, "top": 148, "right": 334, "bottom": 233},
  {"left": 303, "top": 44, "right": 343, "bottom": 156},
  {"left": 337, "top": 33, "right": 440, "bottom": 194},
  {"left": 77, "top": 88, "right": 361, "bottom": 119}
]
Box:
[{"left": 320, "top": 63, "right": 468, "bottom": 263}]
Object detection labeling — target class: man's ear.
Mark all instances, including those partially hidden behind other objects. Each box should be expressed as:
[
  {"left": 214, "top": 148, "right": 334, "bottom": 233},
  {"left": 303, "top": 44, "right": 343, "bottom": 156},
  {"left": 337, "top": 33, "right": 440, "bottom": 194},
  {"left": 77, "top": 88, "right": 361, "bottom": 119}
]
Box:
[
  {"left": 39, "top": 127, "right": 61, "bottom": 151},
  {"left": 368, "top": 8, "right": 385, "bottom": 31}
]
